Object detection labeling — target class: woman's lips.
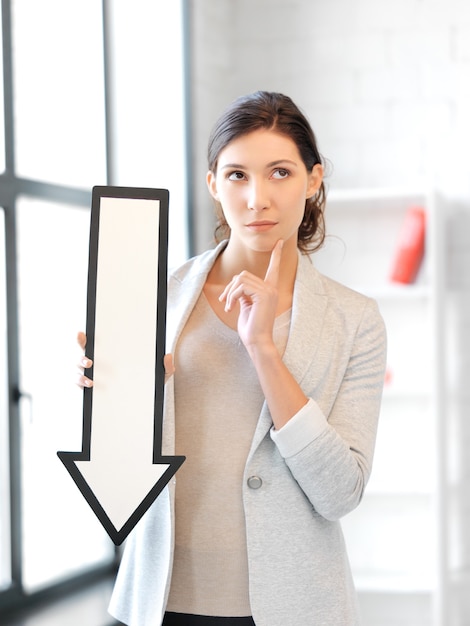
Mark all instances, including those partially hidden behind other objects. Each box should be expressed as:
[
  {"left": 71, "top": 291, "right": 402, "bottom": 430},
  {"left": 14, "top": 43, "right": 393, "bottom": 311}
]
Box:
[{"left": 246, "top": 220, "right": 278, "bottom": 232}]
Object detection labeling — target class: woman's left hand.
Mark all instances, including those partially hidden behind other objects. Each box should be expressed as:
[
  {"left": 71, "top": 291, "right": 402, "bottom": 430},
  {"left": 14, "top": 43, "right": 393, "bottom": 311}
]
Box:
[{"left": 219, "top": 240, "right": 283, "bottom": 351}]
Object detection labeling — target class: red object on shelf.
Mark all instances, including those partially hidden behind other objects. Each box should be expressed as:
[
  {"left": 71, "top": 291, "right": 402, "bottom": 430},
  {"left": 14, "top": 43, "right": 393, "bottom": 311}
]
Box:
[{"left": 389, "top": 206, "right": 426, "bottom": 284}]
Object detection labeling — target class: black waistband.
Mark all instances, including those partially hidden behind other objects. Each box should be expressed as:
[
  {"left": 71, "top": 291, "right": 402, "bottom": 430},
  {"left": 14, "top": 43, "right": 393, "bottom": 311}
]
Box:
[{"left": 162, "top": 612, "right": 255, "bottom": 626}]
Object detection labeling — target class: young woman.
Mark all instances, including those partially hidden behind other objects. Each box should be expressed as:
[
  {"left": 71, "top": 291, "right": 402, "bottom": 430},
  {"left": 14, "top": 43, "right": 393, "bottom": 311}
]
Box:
[{"left": 78, "top": 91, "right": 387, "bottom": 626}]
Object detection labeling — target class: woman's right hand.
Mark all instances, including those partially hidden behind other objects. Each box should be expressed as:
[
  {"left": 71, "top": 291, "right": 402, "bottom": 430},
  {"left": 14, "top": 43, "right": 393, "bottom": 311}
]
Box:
[{"left": 77, "top": 331, "right": 94, "bottom": 389}]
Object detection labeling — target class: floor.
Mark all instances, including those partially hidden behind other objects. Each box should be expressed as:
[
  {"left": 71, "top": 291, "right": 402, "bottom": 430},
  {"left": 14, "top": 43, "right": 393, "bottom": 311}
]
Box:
[{"left": 1, "top": 576, "right": 122, "bottom": 626}]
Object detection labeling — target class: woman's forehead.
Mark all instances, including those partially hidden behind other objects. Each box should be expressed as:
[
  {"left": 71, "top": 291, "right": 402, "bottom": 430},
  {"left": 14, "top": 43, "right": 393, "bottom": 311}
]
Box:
[{"left": 217, "top": 129, "right": 302, "bottom": 166}]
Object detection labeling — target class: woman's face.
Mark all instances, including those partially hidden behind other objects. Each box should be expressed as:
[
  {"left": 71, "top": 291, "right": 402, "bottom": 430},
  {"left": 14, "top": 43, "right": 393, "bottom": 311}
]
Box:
[{"left": 207, "top": 129, "right": 323, "bottom": 253}]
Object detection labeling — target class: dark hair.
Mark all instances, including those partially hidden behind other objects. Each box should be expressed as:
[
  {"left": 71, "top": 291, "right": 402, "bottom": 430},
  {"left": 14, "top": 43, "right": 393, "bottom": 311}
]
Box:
[{"left": 207, "top": 91, "right": 327, "bottom": 254}]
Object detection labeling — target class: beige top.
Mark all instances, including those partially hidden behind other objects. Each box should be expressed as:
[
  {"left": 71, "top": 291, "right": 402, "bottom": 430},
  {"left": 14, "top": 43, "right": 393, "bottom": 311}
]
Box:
[{"left": 167, "top": 292, "right": 291, "bottom": 617}]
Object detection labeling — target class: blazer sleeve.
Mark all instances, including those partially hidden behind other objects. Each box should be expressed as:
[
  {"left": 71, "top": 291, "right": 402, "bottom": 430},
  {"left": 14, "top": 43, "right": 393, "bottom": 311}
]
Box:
[{"left": 270, "top": 297, "right": 387, "bottom": 521}]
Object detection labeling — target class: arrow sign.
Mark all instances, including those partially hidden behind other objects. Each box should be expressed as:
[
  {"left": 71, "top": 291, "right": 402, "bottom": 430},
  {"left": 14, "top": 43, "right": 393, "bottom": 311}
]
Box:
[{"left": 58, "top": 186, "right": 185, "bottom": 545}]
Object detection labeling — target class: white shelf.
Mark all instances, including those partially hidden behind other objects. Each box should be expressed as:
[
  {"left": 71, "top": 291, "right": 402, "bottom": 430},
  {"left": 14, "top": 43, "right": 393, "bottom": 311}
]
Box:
[{"left": 350, "top": 283, "right": 432, "bottom": 300}]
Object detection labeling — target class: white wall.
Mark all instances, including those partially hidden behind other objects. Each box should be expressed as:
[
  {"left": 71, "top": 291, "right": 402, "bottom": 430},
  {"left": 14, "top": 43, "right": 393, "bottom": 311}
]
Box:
[
  {"left": 187, "top": 1, "right": 470, "bottom": 623},
  {"left": 188, "top": 0, "right": 470, "bottom": 250}
]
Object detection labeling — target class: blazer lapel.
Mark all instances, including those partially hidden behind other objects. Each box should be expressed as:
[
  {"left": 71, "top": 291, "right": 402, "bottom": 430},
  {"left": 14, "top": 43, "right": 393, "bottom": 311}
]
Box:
[
  {"left": 162, "top": 243, "right": 226, "bottom": 455},
  {"left": 166, "top": 242, "right": 227, "bottom": 352},
  {"left": 282, "top": 253, "right": 328, "bottom": 384}
]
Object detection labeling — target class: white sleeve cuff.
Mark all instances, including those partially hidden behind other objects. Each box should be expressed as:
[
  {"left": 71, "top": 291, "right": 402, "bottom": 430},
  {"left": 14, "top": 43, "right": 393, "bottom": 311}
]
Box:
[{"left": 270, "top": 398, "right": 328, "bottom": 458}]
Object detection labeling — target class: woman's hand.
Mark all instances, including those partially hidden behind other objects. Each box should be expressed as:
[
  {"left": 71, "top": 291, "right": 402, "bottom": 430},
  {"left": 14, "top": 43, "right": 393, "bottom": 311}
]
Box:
[
  {"left": 219, "top": 240, "right": 283, "bottom": 352},
  {"left": 76, "top": 331, "right": 175, "bottom": 389},
  {"left": 218, "top": 239, "right": 307, "bottom": 429},
  {"left": 76, "top": 331, "right": 93, "bottom": 389},
  {"left": 163, "top": 354, "right": 176, "bottom": 380}
]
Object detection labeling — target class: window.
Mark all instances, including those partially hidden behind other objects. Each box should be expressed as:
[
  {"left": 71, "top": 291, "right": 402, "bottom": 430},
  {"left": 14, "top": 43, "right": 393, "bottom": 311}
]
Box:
[
  {"left": 12, "top": 0, "right": 106, "bottom": 188},
  {"left": 16, "top": 198, "right": 114, "bottom": 592},
  {"left": 1, "top": 0, "right": 188, "bottom": 612},
  {"left": 103, "top": 0, "right": 189, "bottom": 267}
]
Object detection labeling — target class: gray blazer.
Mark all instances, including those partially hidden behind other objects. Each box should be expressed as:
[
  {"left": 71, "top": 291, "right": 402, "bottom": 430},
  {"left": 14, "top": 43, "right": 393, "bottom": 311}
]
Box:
[{"left": 109, "top": 242, "right": 387, "bottom": 626}]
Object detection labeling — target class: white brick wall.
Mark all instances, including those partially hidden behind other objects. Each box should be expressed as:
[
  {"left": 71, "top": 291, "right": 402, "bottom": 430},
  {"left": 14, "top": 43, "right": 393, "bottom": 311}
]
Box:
[
  {"left": 188, "top": 0, "right": 470, "bottom": 403},
  {"left": 189, "top": 0, "right": 470, "bottom": 234}
]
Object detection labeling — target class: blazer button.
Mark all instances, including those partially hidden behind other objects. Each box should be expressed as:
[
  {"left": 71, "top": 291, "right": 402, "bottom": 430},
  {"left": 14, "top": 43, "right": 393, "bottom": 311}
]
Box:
[{"left": 247, "top": 476, "right": 262, "bottom": 489}]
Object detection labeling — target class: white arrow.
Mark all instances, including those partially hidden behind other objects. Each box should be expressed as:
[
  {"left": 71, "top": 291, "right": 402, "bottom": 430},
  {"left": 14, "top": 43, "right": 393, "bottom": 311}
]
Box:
[{"left": 58, "top": 187, "right": 184, "bottom": 545}]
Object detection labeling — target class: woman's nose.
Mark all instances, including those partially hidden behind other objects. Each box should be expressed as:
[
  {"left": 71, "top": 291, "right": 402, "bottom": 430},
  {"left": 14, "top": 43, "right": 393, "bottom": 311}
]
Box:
[{"left": 247, "top": 180, "right": 270, "bottom": 211}]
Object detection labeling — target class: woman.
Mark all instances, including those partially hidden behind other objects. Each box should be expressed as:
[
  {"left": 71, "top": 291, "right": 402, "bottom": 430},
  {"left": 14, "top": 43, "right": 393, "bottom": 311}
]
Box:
[{"left": 79, "top": 91, "right": 386, "bottom": 626}]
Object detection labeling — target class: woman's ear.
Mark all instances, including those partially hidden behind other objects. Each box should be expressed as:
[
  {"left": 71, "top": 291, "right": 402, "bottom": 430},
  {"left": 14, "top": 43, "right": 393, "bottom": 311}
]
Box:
[
  {"left": 206, "top": 170, "right": 219, "bottom": 201},
  {"left": 306, "top": 163, "right": 324, "bottom": 198}
]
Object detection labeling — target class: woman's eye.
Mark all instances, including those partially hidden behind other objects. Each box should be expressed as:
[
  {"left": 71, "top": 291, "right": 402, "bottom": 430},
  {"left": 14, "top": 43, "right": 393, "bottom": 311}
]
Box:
[
  {"left": 272, "top": 168, "right": 289, "bottom": 179},
  {"left": 227, "top": 171, "right": 246, "bottom": 181}
]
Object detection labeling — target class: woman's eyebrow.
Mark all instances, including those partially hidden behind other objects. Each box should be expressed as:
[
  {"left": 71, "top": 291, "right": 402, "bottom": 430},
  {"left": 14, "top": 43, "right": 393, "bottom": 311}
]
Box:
[
  {"left": 220, "top": 162, "right": 245, "bottom": 170},
  {"left": 266, "top": 159, "right": 298, "bottom": 168}
]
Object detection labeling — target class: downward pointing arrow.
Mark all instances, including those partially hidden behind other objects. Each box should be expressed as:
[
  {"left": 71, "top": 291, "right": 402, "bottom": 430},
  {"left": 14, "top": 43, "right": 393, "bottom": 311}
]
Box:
[{"left": 58, "top": 187, "right": 184, "bottom": 545}]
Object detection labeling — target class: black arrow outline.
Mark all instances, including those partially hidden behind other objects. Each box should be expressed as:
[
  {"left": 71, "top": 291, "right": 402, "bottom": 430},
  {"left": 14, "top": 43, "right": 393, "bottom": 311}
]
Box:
[{"left": 58, "top": 186, "right": 185, "bottom": 545}]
